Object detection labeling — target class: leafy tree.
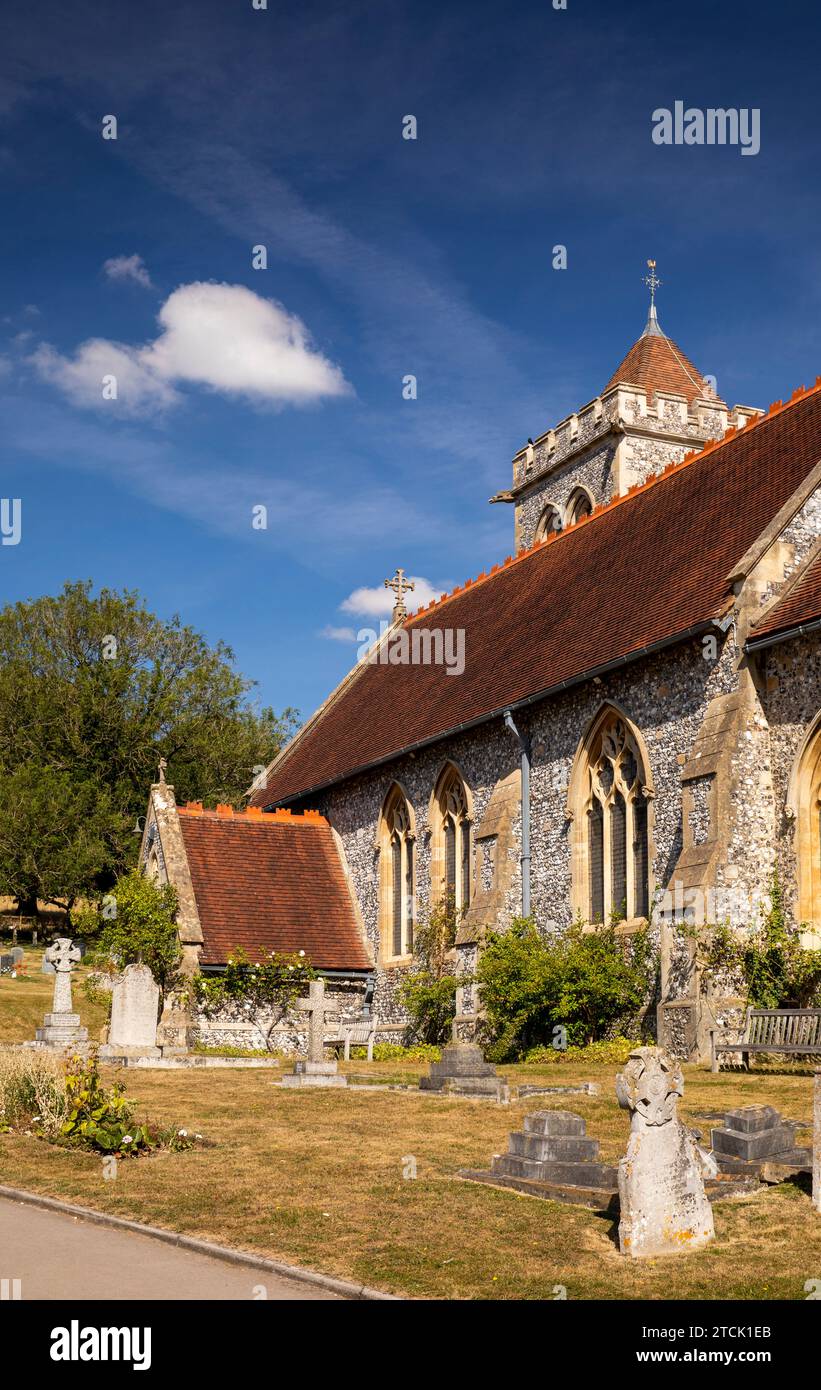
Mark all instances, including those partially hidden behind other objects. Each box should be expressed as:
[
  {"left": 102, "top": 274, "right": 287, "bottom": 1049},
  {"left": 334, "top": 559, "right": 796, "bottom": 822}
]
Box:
[
  {"left": 80, "top": 871, "right": 180, "bottom": 996},
  {"left": 0, "top": 581, "right": 299, "bottom": 912},
  {"left": 398, "top": 894, "right": 461, "bottom": 1045}
]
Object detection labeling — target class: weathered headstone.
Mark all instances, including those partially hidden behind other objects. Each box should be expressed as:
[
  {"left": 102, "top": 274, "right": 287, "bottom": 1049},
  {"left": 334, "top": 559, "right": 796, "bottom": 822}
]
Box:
[
  {"left": 616, "top": 1046, "right": 714, "bottom": 1258},
  {"left": 281, "top": 979, "right": 347, "bottom": 1088},
  {"left": 813, "top": 1071, "right": 821, "bottom": 1214},
  {"left": 419, "top": 1042, "right": 509, "bottom": 1102},
  {"left": 34, "top": 937, "right": 88, "bottom": 1048},
  {"left": 100, "top": 964, "right": 161, "bottom": 1057},
  {"left": 10, "top": 947, "right": 23, "bottom": 965},
  {"left": 461, "top": 1109, "right": 618, "bottom": 1208},
  {"left": 710, "top": 1105, "right": 811, "bottom": 1176}
]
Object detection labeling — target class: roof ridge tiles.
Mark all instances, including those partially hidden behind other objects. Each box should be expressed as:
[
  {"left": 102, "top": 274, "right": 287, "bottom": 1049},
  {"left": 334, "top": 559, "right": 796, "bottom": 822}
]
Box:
[{"left": 401, "top": 371, "right": 821, "bottom": 629}]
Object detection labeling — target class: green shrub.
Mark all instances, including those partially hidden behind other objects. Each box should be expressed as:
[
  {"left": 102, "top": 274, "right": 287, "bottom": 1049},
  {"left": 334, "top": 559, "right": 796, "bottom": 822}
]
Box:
[
  {"left": 476, "top": 916, "right": 656, "bottom": 1061},
  {"left": 0, "top": 1049, "right": 202, "bottom": 1156},
  {"left": 61, "top": 1053, "right": 151, "bottom": 1154},
  {"left": 522, "top": 1036, "right": 641, "bottom": 1066},
  {"left": 349, "top": 1042, "right": 442, "bottom": 1062}
]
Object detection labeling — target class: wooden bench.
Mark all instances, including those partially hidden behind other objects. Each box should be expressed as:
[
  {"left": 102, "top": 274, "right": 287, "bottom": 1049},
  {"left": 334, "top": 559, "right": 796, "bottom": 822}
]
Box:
[
  {"left": 324, "top": 1015, "right": 378, "bottom": 1061},
  {"left": 711, "top": 1007, "right": 821, "bottom": 1072}
]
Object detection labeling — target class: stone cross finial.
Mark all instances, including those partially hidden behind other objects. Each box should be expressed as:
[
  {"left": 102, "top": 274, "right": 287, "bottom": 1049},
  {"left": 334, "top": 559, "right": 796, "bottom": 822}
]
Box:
[
  {"left": 384, "top": 568, "right": 415, "bottom": 623},
  {"left": 44, "top": 937, "right": 82, "bottom": 1016},
  {"left": 295, "top": 979, "right": 335, "bottom": 1063}
]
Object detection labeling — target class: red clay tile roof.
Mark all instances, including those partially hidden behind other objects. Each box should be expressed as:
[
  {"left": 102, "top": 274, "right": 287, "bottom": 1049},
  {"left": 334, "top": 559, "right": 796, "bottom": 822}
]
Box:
[
  {"left": 604, "top": 330, "right": 708, "bottom": 405},
  {"left": 749, "top": 548, "right": 821, "bottom": 645},
  {"left": 254, "top": 381, "right": 821, "bottom": 807},
  {"left": 177, "top": 807, "right": 372, "bottom": 970}
]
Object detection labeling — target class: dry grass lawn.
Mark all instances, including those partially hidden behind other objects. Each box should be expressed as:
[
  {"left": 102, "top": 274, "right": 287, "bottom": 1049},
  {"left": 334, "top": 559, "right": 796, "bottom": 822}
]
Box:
[{"left": 1, "top": 948, "right": 819, "bottom": 1300}]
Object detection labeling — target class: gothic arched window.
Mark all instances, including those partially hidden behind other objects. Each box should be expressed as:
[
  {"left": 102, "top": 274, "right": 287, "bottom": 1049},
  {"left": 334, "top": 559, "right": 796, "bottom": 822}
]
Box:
[
  {"left": 570, "top": 708, "right": 652, "bottom": 924},
  {"left": 432, "top": 764, "right": 473, "bottom": 913},
  {"left": 535, "top": 504, "right": 562, "bottom": 542},
  {"left": 566, "top": 487, "right": 594, "bottom": 526},
  {"left": 379, "top": 785, "right": 415, "bottom": 960}
]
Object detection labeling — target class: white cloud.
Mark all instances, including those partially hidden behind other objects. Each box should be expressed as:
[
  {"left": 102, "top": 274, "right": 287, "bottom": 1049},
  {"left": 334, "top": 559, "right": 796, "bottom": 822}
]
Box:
[
  {"left": 30, "top": 281, "right": 350, "bottom": 416},
  {"left": 30, "top": 339, "right": 179, "bottom": 416},
  {"left": 340, "top": 575, "right": 445, "bottom": 619},
  {"left": 319, "top": 624, "right": 358, "bottom": 642},
  {"left": 103, "top": 253, "right": 153, "bottom": 289}
]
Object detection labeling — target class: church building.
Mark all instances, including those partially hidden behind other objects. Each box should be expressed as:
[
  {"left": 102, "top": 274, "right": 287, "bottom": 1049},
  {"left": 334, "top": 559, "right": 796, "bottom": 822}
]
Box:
[{"left": 142, "top": 274, "right": 821, "bottom": 1061}]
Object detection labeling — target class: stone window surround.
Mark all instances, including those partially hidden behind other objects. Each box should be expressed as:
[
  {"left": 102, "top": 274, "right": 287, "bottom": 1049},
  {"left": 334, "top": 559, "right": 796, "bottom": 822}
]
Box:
[
  {"left": 565, "top": 702, "right": 655, "bottom": 927},
  {"left": 429, "top": 760, "right": 475, "bottom": 916},
  {"left": 377, "top": 782, "right": 417, "bottom": 967}
]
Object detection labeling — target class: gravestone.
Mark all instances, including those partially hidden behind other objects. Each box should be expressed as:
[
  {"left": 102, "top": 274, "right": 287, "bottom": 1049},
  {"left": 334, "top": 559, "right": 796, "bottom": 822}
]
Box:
[
  {"left": 616, "top": 1046, "right": 714, "bottom": 1258},
  {"left": 34, "top": 938, "right": 88, "bottom": 1048},
  {"left": 280, "top": 979, "right": 347, "bottom": 1088},
  {"left": 0, "top": 953, "right": 13, "bottom": 973},
  {"left": 10, "top": 947, "right": 23, "bottom": 965},
  {"left": 100, "top": 964, "right": 161, "bottom": 1057},
  {"left": 814, "top": 1072, "right": 820, "bottom": 1214},
  {"left": 710, "top": 1105, "right": 811, "bottom": 1176},
  {"left": 460, "top": 1109, "right": 618, "bottom": 1208},
  {"left": 419, "top": 1042, "right": 509, "bottom": 1102},
  {"left": 42, "top": 954, "right": 55, "bottom": 974}
]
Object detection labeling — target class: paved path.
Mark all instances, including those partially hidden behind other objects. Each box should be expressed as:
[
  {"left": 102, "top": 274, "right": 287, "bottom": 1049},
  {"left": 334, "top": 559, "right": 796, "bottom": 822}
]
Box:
[{"left": 0, "top": 1198, "right": 341, "bottom": 1300}]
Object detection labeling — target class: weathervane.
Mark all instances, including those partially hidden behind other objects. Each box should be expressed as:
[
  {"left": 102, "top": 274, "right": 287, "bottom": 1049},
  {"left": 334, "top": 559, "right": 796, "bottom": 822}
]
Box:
[
  {"left": 642, "top": 259, "right": 663, "bottom": 335},
  {"left": 384, "top": 568, "right": 415, "bottom": 623},
  {"left": 643, "top": 259, "right": 661, "bottom": 307}
]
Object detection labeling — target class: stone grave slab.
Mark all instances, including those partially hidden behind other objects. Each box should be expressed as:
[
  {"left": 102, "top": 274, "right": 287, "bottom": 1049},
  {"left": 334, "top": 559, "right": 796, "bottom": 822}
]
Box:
[
  {"left": 419, "top": 1042, "right": 509, "bottom": 1102},
  {"left": 100, "top": 963, "right": 161, "bottom": 1058},
  {"left": 710, "top": 1105, "right": 811, "bottom": 1176},
  {"left": 460, "top": 1109, "right": 618, "bottom": 1209}
]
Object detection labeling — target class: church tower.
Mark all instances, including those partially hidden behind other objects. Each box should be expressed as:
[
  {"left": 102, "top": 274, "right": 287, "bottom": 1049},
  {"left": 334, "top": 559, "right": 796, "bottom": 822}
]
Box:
[{"left": 492, "top": 263, "right": 762, "bottom": 552}]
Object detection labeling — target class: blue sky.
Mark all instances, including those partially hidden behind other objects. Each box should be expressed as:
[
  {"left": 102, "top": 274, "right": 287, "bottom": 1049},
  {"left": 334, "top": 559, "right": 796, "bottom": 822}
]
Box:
[{"left": 2, "top": 0, "right": 821, "bottom": 722}]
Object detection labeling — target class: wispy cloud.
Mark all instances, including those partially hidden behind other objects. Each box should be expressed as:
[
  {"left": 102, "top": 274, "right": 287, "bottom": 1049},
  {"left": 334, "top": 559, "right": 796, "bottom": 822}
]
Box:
[{"left": 103, "top": 253, "right": 153, "bottom": 289}]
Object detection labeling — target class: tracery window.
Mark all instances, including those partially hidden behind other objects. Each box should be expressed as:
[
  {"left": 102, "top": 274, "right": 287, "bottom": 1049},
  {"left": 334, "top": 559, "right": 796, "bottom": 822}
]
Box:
[
  {"left": 380, "top": 785, "right": 415, "bottom": 959},
  {"left": 433, "top": 764, "right": 473, "bottom": 912},
  {"left": 572, "top": 710, "right": 651, "bottom": 923}
]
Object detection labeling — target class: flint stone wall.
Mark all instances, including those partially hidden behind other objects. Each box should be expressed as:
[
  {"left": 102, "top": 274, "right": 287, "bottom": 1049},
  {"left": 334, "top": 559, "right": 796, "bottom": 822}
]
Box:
[
  {"left": 295, "top": 631, "right": 745, "bottom": 1030},
  {"left": 192, "top": 980, "right": 371, "bottom": 1054}
]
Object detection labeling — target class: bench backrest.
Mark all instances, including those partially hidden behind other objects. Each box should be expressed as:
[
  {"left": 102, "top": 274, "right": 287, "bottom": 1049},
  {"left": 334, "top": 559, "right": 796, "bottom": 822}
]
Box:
[
  {"left": 745, "top": 1009, "right": 821, "bottom": 1047},
  {"left": 343, "top": 1020, "right": 376, "bottom": 1041}
]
